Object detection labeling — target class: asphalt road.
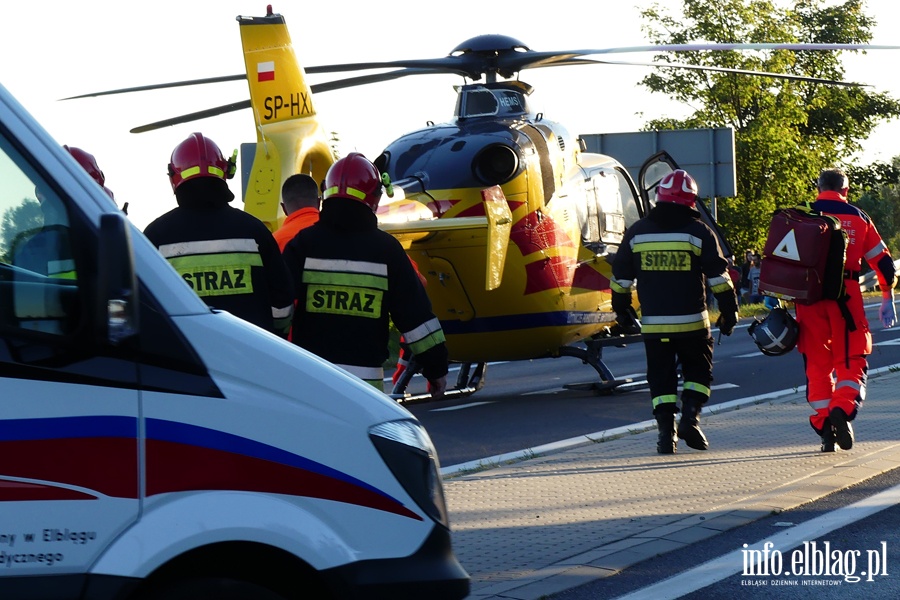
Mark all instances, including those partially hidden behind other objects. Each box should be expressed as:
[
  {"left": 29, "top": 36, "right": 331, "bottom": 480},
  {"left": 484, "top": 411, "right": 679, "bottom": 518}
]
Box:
[{"left": 406, "top": 302, "right": 900, "bottom": 467}]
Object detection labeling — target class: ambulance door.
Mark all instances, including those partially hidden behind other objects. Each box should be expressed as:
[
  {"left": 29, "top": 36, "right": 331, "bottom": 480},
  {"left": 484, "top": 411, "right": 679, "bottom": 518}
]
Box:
[{"left": 0, "top": 135, "right": 140, "bottom": 586}]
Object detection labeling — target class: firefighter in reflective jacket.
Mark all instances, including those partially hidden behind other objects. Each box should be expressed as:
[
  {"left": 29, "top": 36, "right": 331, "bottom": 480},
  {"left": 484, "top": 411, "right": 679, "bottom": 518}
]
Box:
[
  {"left": 798, "top": 168, "right": 897, "bottom": 452},
  {"left": 144, "top": 132, "right": 294, "bottom": 337},
  {"left": 282, "top": 153, "right": 449, "bottom": 398},
  {"left": 611, "top": 170, "right": 739, "bottom": 454}
]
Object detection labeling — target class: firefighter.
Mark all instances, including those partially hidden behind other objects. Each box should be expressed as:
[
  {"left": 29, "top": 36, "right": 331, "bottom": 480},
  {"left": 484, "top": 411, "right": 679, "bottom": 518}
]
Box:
[
  {"left": 282, "top": 152, "right": 448, "bottom": 398},
  {"left": 63, "top": 145, "right": 117, "bottom": 205},
  {"left": 144, "top": 132, "right": 294, "bottom": 337},
  {"left": 797, "top": 168, "right": 896, "bottom": 452},
  {"left": 611, "top": 169, "right": 739, "bottom": 454}
]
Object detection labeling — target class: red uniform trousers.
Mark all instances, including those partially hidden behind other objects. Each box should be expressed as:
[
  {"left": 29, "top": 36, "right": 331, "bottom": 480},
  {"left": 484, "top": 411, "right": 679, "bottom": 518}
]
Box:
[{"left": 796, "top": 284, "right": 871, "bottom": 434}]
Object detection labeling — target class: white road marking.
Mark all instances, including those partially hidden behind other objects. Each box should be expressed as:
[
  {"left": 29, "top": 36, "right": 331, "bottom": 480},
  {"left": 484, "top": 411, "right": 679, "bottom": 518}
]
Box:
[
  {"left": 430, "top": 401, "right": 496, "bottom": 412},
  {"left": 611, "top": 481, "right": 900, "bottom": 600}
]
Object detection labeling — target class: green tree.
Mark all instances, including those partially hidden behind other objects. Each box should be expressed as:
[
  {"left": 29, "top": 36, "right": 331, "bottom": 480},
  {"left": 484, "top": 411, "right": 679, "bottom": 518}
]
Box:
[
  {"left": 847, "top": 158, "right": 900, "bottom": 256},
  {"left": 639, "top": 0, "right": 900, "bottom": 253},
  {"left": 0, "top": 198, "right": 42, "bottom": 262}
]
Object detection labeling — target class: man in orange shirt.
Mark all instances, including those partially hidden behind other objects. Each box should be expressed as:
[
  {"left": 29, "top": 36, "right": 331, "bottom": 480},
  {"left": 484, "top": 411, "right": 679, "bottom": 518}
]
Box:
[{"left": 273, "top": 173, "right": 320, "bottom": 251}]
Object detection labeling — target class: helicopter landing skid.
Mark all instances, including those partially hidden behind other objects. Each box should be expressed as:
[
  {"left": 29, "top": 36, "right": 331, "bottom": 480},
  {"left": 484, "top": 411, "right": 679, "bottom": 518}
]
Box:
[
  {"left": 559, "top": 333, "right": 648, "bottom": 394},
  {"left": 388, "top": 358, "right": 487, "bottom": 404}
]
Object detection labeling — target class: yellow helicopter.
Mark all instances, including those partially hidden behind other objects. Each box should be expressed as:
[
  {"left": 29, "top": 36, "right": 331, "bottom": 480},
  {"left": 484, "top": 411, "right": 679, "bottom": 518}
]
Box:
[{"left": 65, "top": 5, "right": 894, "bottom": 401}]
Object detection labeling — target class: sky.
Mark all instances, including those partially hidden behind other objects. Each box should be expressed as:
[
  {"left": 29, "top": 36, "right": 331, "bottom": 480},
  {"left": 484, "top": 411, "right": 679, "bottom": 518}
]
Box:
[{"left": 1, "top": 0, "right": 898, "bottom": 230}]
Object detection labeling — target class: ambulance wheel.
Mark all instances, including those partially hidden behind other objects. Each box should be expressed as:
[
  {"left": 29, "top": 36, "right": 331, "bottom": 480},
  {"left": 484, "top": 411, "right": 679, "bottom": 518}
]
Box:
[{"left": 137, "top": 577, "right": 288, "bottom": 600}]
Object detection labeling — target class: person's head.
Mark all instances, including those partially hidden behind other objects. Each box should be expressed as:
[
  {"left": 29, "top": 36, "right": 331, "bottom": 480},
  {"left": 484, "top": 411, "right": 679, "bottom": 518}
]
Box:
[
  {"left": 656, "top": 169, "right": 698, "bottom": 207},
  {"left": 64, "top": 145, "right": 115, "bottom": 201},
  {"left": 167, "top": 132, "right": 237, "bottom": 199},
  {"left": 322, "top": 152, "right": 386, "bottom": 212},
  {"left": 281, "top": 173, "right": 320, "bottom": 216},
  {"left": 817, "top": 167, "right": 849, "bottom": 197}
]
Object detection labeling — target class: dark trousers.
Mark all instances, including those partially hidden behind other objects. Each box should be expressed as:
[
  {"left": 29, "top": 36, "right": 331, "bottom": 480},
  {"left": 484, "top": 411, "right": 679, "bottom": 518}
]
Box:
[{"left": 645, "top": 335, "right": 714, "bottom": 414}]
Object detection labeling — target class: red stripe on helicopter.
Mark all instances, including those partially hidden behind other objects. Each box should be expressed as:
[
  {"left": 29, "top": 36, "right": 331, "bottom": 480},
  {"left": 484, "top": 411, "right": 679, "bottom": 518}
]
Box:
[
  {"left": 572, "top": 265, "right": 610, "bottom": 292},
  {"left": 509, "top": 212, "right": 575, "bottom": 255},
  {"left": 524, "top": 256, "right": 576, "bottom": 294}
]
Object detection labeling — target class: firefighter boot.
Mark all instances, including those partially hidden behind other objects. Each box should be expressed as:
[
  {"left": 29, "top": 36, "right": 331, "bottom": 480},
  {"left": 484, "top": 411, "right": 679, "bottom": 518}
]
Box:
[
  {"left": 655, "top": 412, "right": 677, "bottom": 455},
  {"left": 821, "top": 423, "right": 836, "bottom": 453},
  {"left": 829, "top": 407, "right": 854, "bottom": 451},
  {"left": 677, "top": 399, "right": 709, "bottom": 451}
]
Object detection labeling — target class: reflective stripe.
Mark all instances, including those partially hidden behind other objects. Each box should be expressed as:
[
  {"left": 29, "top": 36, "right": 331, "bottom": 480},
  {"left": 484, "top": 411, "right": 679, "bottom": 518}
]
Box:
[
  {"left": 324, "top": 186, "right": 366, "bottom": 201},
  {"left": 808, "top": 399, "right": 830, "bottom": 411},
  {"left": 682, "top": 381, "right": 711, "bottom": 398},
  {"left": 302, "top": 270, "right": 388, "bottom": 290},
  {"left": 272, "top": 304, "right": 293, "bottom": 319},
  {"left": 836, "top": 379, "right": 861, "bottom": 392},
  {"left": 865, "top": 240, "right": 888, "bottom": 261},
  {"left": 642, "top": 311, "right": 709, "bottom": 334},
  {"left": 304, "top": 257, "right": 387, "bottom": 277},
  {"left": 166, "top": 253, "right": 263, "bottom": 270},
  {"left": 158, "top": 238, "right": 259, "bottom": 258},
  {"left": 47, "top": 259, "right": 77, "bottom": 279},
  {"left": 652, "top": 394, "right": 678, "bottom": 409},
  {"left": 207, "top": 165, "right": 225, "bottom": 178},
  {"left": 403, "top": 317, "right": 443, "bottom": 344},
  {"left": 408, "top": 330, "right": 446, "bottom": 355},
  {"left": 336, "top": 363, "right": 385, "bottom": 381},
  {"left": 611, "top": 278, "right": 633, "bottom": 292},
  {"left": 180, "top": 166, "right": 201, "bottom": 179},
  {"left": 708, "top": 274, "right": 734, "bottom": 294},
  {"left": 631, "top": 232, "right": 702, "bottom": 254},
  {"left": 642, "top": 311, "right": 708, "bottom": 325}
]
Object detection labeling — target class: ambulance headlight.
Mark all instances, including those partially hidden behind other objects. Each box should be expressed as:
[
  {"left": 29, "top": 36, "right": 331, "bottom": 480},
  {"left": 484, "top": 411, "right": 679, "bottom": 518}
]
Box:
[{"left": 369, "top": 420, "right": 449, "bottom": 528}]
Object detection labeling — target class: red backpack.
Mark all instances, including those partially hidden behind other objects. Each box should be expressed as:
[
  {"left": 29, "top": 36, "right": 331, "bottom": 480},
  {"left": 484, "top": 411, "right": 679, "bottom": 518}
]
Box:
[{"left": 758, "top": 203, "right": 847, "bottom": 305}]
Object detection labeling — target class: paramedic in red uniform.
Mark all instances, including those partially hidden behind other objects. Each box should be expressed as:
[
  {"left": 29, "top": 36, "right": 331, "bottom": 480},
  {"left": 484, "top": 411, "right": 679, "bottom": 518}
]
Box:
[
  {"left": 798, "top": 167, "right": 897, "bottom": 452},
  {"left": 282, "top": 152, "right": 449, "bottom": 398},
  {"left": 144, "top": 132, "right": 294, "bottom": 338},
  {"left": 611, "top": 169, "right": 739, "bottom": 454}
]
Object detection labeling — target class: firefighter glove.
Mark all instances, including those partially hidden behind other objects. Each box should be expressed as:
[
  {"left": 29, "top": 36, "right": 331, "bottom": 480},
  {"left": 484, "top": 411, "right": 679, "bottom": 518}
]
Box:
[
  {"left": 880, "top": 293, "right": 896, "bottom": 329},
  {"left": 612, "top": 305, "right": 641, "bottom": 335},
  {"left": 716, "top": 311, "right": 738, "bottom": 336}
]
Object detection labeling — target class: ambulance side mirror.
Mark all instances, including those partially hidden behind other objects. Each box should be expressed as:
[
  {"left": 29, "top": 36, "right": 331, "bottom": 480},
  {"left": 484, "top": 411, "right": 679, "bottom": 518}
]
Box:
[{"left": 96, "top": 213, "right": 139, "bottom": 345}]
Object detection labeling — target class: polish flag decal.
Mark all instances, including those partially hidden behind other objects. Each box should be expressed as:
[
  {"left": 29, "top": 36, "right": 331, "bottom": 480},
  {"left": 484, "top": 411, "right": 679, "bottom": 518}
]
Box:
[{"left": 257, "top": 61, "right": 275, "bottom": 82}]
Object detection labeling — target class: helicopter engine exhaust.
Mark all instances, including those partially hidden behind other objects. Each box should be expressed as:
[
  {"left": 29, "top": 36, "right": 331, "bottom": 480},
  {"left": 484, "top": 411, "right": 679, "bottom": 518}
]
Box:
[{"left": 473, "top": 144, "right": 518, "bottom": 186}]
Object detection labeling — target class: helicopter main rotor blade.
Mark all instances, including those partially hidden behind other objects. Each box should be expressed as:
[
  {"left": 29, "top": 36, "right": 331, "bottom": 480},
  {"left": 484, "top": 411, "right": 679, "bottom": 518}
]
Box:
[
  {"left": 536, "top": 57, "right": 867, "bottom": 87},
  {"left": 130, "top": 100, "right": 251, "bottom": 133},
  {"left": 127, "top": 69, "right": 448, "bottom": 133},
  {"left": 60, "top": 74, "right": 247, "bottom": 100},
  {"left": 301, "top": 41, "right": 900, "bottom": 82}
]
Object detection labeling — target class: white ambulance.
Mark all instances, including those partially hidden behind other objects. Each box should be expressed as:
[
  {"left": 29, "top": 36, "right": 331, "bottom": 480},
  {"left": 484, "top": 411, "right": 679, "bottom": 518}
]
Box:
[{"left": 0, "top": 83, "right": 469, "bottom": 600}]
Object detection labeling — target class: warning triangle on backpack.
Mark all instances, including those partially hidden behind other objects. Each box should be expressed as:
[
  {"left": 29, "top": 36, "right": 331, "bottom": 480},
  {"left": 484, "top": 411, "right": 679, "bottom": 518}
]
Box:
[{"left": 772, "top": 229, "right": 800, "bottom": 261}]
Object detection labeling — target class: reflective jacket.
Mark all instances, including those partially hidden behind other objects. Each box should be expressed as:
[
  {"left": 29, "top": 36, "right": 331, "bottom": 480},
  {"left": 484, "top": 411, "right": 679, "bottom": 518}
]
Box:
[
  {"left": 611, "top": 202, "right": 737, "bottom": 339},
  {"left": 144, "top": 195, "right": 293, "bottom": 336},
  {"left": 283, "top": 198, "right": 448, "bottom": 383},
  {"left": 812, "top": 191, "right": 896, "bottom": 296}
]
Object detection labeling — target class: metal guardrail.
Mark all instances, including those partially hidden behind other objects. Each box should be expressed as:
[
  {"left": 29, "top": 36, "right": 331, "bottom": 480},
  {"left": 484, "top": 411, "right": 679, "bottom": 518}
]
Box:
[{"left": 859, "top": 258, "right": 900, "bottom": 292}]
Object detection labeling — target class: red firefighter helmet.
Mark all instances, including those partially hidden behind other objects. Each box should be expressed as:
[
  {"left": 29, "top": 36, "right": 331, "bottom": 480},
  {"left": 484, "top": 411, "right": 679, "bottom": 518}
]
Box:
[
  {"left": 167, "top": 132, "right": 236, "bottom": 192},
  {"left": 322, "top": 152, "right": 384, "bottom": 211},
  {"left": 64, "top": 145, "right": 115, "bottom": 201},
  {"left": 656, "top": 169, "right": 698, "bottom": 207}
]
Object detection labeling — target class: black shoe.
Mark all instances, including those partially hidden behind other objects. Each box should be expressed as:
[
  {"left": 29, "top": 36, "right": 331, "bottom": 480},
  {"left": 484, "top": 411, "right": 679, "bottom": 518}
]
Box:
[
  {"left": 677, "top": 400, "right": 709, "bottom": 451},
  {"left": 829, "top": 408, "right": 854, "bottom": 451},
  {"left": 656, "top": 414, "right": 677, "bottom": 454},
  {"left": 821, "top": 425, "right": 836, "bottom": 453}
]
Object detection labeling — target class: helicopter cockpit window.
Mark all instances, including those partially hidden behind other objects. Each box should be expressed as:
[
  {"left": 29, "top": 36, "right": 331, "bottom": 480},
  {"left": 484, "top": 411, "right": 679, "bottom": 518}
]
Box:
[
  {"left": 0, "top": 139, "right": 80, "bottom": 336},
  {"left": 581, "top": 170, "right": 628, "bottom": 247},
  {"left": 461, "top": 88, "right": 500, "bottom": 118}
]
